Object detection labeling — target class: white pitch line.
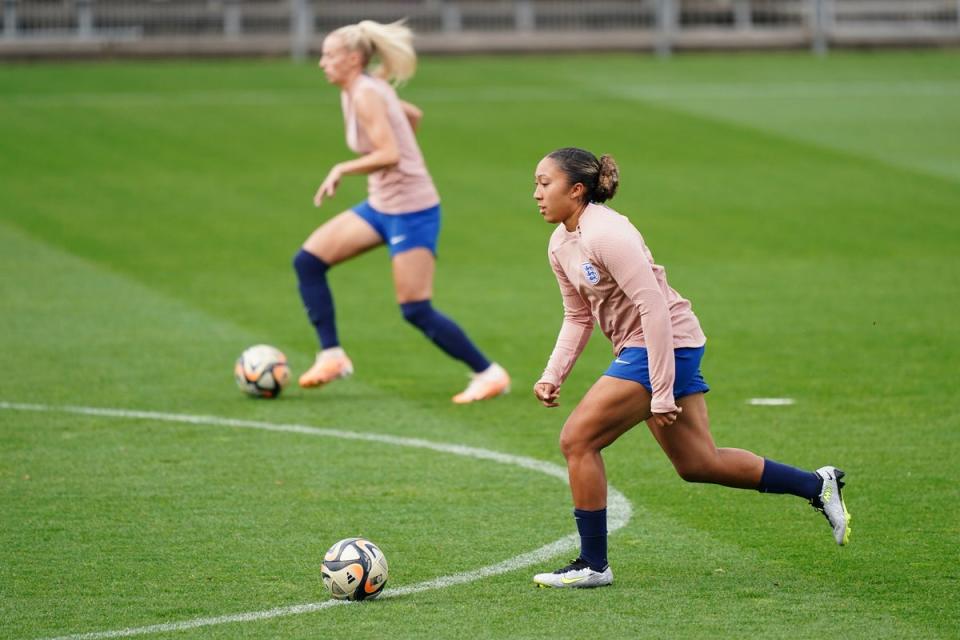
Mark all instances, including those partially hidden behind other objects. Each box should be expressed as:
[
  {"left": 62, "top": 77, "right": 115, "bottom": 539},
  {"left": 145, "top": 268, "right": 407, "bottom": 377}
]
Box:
[
  {"left": 0, "top": 401, "right": 632, "bottom": 640},
  {"left": 747, "top": 398, "right": 796, "bottom": 406},
  {"left": 39, "top": 601, "right": 348, "bottom": 640}
]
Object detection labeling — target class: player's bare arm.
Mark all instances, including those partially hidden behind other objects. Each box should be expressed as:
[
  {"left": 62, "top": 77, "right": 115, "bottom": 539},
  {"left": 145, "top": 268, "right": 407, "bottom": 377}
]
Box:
[{"left": 314, "top": 89, "right": 400, "bottom": 207}]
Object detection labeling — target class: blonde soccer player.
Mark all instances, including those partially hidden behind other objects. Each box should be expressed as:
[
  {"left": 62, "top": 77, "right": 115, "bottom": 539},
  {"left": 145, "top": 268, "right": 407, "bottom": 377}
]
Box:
[
  {"left": 530, "top": 147, "right": 850, "bottom": 588},
  {"left": 293, "top": 20, "right": 510, "bottom": 403}
]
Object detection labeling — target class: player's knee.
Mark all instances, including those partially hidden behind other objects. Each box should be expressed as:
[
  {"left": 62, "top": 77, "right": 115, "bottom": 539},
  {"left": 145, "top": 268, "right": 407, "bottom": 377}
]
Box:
[
  {"left": 559, "top": 428, "right": 589, "bottom": 460},
  {"left": 559, "top": 433, "right": 575, "bottom": 459},
  {"left": 293, "top": 249, "right": 328, "bottom": 280}
]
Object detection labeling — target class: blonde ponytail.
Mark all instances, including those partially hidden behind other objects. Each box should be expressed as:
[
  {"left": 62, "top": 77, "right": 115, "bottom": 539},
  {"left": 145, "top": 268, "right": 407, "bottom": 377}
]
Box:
[{"left": 333, "top": 19, "right": 417, "bottom": 85}]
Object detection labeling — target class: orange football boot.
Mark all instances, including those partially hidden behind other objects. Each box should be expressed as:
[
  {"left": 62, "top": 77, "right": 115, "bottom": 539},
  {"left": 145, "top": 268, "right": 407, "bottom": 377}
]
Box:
[
  {"left": 452, "top": 363, "right": 511, "bottom": 404},
  {"left": 299, "top": 348, "right": 354, "bottom": 388}
]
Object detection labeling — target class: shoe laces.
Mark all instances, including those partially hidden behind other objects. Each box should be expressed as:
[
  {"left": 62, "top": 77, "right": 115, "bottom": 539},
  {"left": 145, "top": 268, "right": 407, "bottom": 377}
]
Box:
[
  {"left": 554, "top": 558, "right": 591, "bottom": 574},
  {"left": 809, "top": 475, "right": 845, "bottom": 519}
]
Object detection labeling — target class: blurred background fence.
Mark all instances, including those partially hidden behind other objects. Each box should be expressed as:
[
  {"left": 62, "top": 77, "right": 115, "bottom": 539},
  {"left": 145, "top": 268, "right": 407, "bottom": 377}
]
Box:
[{"left": 1, "top": 0, "right": 959, "bottom": 59}]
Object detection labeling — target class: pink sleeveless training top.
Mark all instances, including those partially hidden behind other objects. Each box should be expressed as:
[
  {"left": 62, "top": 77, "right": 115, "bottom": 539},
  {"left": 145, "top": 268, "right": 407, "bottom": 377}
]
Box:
[{"left": 342, "top": 74, "right": 440, "bottom": 213}]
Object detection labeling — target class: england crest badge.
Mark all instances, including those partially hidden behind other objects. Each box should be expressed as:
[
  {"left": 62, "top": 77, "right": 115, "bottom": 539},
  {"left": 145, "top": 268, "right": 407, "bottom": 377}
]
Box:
[{"left": 581, "top": 262, "right": 600, "bottom": 285}]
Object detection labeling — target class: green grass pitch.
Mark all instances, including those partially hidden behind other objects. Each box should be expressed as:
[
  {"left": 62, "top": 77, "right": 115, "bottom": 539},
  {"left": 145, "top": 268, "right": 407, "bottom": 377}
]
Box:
[{"left": 1, "top": 50, "right": 959, "bottom": 639}]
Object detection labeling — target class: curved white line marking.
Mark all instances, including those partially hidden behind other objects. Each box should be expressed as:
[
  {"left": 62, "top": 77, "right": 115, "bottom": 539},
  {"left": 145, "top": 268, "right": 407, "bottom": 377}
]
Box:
[{"left": 0, "top": 402, "right": 632, "bottom": 640}]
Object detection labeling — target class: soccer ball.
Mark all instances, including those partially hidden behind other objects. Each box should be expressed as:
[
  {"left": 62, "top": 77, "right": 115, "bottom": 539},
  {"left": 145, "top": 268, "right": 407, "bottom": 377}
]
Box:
[
  {"left": 321, "top": 537, "right": 389, "bottom": 601},
  {"left": 234, "top": 344, "right": 290, "bottom": 398}
]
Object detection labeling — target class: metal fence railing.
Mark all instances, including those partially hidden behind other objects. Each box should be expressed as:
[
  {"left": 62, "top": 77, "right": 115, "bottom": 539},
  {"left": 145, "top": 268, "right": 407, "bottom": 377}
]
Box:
[{"left": 1, "top": 0, "right": 959, "bottom": 59}]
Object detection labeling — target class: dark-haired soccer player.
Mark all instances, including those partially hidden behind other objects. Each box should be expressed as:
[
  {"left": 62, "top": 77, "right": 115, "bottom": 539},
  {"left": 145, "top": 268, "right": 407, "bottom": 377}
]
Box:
[{"left": 530, "top": 147, "right": 850, "bottom": 588}]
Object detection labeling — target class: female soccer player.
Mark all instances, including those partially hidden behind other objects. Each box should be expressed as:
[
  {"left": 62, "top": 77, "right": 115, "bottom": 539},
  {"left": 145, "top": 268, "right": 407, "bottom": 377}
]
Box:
[
  {"left": 530, "top": 147, "right": 851, "bottom": 588},
  {"left": 293, "top": 20, "right": 509, "bottom": 403}
]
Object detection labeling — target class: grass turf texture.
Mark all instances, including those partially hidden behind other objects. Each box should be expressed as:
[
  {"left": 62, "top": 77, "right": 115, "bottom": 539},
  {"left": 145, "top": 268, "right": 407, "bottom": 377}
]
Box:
[{"left": 1, "top": 50, "right": 959, "bottom": 638}]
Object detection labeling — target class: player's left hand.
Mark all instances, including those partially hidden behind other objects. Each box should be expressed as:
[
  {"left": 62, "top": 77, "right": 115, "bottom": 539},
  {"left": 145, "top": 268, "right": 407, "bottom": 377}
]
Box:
[{"left": 314, "top": 165, "right": 343, "bottom": 207}]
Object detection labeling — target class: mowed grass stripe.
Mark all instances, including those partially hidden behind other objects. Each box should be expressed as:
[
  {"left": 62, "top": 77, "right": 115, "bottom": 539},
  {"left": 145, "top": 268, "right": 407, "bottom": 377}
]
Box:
[
  {"left": 647, "top": 104, "right": 956, "bottom": 242},
  {"left": 587, "top": 69, "right": 960, "bottom": 182},
  {"left": 5, "top": 78, "right": 960, "bottom": 109}
]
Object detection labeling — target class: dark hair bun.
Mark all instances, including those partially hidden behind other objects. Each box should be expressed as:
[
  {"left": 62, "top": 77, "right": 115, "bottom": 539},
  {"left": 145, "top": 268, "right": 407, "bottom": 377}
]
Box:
[
  {"left": 593, "top": 154, "right": 619, "bottom": 203},
  {"left": 546, "top": 147, "right": 620, "bottom": 204}
]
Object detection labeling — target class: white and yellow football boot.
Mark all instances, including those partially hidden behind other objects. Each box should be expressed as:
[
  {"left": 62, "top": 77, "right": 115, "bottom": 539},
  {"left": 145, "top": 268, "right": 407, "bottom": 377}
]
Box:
[
  {"left": 533, "top": 558, "right": 613, "bottom": 589},
  {"left": 811, "top": 466, "right": 852, "bottom": 545}
]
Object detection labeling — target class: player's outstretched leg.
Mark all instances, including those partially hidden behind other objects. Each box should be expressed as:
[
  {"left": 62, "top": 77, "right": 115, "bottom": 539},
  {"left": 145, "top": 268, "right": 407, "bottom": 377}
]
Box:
[
  {"left": 810, "top": 465, "right": 852, "bottom": 545},
  {"left": 399, "top": 300, "right": 510, "bottom": 403},
  {"left": 533, "top": 558, "right": 613, "bottom": 589},
  {"left": 656, "top": 396, "right": 853, "bottom": 546}
]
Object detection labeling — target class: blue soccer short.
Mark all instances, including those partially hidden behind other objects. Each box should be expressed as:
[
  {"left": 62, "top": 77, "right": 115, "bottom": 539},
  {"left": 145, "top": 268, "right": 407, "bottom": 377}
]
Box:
[
  {"left": 351, "top": 200, "right": 441, "bottom": 257},
  {"left": 603, "top": 346, "right": 710, "bottom": 399}
]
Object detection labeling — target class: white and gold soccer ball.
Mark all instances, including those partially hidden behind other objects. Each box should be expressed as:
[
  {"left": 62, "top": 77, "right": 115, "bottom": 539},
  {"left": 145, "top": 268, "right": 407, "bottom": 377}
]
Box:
[
  {"left": 321, "top": 537, "right": 389, "bottom": 601},
  {"left": 234, "top": 344, "right": 290, "bottom": 399}
]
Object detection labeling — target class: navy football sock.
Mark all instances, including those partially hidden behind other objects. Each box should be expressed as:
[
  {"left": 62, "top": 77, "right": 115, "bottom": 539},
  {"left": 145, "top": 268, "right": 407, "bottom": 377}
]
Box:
[
  {"left": 400, "top": 300, "right": 491, "bottom": 373},
  {"left": 293, "top": 249, "right": 339, "bottom": 349},
  {"left": 574, "top": 508, "right": 608, "bottom": 572},
  {"left": 757, "top": 458, "right": 822, "bottom": 500}
]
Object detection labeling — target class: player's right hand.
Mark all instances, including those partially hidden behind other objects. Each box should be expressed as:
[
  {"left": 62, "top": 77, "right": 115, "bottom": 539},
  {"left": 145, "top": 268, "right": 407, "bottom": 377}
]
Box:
[
  {"left": 533, "top": 382, "right": 560, "bottom": 408},
  {"left": 314, "top": 165, "right": 343, "bottom": 207}
]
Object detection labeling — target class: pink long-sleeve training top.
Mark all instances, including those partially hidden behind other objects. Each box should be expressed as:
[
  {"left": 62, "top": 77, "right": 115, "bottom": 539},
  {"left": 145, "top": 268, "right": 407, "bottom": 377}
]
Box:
[
  {"left": 539, "top": 203, "right": 706, "bottom": 414},
  {"left": 342, "top": 74, "right": 440, "bottom": 214}
]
